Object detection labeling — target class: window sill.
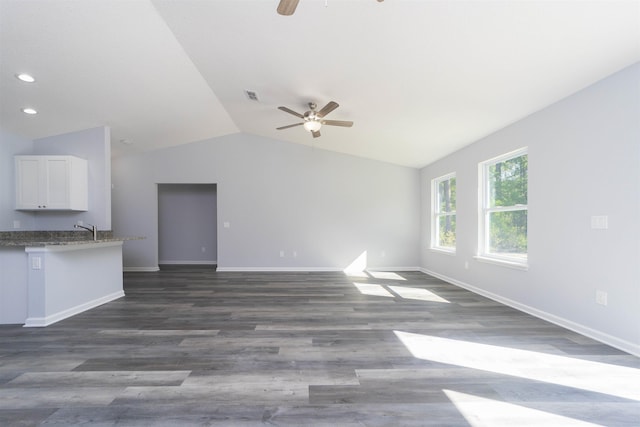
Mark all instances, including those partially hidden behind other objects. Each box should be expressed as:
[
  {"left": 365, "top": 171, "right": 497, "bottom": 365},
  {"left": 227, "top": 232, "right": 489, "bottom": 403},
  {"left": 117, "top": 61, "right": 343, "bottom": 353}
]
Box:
[
  {"left": 474, "top": 255, "right": 528, "bottom": 271},
  {"left": 430, "top": 247, "right": 456, "bottom": 256}
]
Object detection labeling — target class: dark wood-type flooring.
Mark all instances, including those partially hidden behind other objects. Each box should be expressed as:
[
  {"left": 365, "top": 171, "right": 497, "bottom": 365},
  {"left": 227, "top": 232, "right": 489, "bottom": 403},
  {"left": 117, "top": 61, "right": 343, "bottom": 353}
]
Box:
[{"left": 1, "top": 269, "right": 639, "bottom": 426}]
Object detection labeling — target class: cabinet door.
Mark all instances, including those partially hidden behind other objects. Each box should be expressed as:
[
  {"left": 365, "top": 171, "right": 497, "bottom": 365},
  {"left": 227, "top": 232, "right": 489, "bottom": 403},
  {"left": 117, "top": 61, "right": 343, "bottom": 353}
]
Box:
[
  {"left": 15, "top": 155, "right": 87, "bottom": 211},
  {"left": 15, "top": 157, "right": 42, "bottom": 209},
  {"left": 44, "top": 158, "right": 70, "bottom": 209}
]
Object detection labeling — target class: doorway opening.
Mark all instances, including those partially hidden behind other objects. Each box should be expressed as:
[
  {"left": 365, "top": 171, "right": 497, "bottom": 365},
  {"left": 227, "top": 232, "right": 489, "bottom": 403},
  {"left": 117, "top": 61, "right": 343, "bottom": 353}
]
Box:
[{"left": 157, "top": 184, "right": 217, "bottom": 270}]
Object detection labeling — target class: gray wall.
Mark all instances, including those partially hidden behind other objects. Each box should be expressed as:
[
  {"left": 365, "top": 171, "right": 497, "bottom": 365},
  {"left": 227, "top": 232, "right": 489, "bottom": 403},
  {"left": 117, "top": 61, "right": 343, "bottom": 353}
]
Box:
[
  {"left": 420, "top": 63, "right": 640, "bottom": 355},
  {"left": 158, "top": 184, "right": 217, "bottom": 264},
  {"left": 32, "top": 126, "right": 112, "bottom": 231},
  {"left": 112, "top": 133, "right": 421, "bottom": 271},
  {"left": 0, "top": 128, "right": 35, "bottom": 230},
  {"left": 0, "top": 126, "right": 111, "bottom": 232}
]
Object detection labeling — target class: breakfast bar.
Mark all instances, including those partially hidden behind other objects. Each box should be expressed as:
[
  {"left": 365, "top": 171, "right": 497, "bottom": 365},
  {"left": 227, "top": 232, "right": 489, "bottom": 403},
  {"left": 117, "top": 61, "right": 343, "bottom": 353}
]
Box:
[{"left": 0, "top": 232, "right": 140, "bottom": 327}]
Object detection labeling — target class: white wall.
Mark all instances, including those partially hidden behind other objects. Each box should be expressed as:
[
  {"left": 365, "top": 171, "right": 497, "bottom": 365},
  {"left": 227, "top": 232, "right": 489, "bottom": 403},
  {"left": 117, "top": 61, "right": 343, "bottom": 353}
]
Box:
[
  {"left": 420, "top": 63, "right": 640, "bottom": 355},
  {"left": 0, "top": 128, "right": 35, "bottom": 230},
  {"left": 112, "top": 133, "right": 421, "bottom": 271}
]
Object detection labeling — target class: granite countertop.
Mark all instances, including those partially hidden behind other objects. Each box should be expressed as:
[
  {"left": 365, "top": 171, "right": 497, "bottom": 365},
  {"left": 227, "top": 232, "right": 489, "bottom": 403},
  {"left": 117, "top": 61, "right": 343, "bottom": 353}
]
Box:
[{"left": 0, "top": 231, "right": 144, "bottom": 247}]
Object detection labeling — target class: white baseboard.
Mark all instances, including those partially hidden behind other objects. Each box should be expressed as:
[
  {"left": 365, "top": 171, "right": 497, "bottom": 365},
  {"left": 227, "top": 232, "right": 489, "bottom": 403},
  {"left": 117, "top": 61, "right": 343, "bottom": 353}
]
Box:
[
  {"left": 124, "top": 266, "right": 160, "bottom": 272},
  {"left": 158, "top": 260, "right": 217, "bottom": 265},
  {"left": 24, "top": 291, "right": 125, "bottom": 328},
  {"left": 367, "top": 266, "right": 421, "bottom": 272},
  {"left": 420, "top": 268, "right": 640, "bottom": 357},
  {"left": 216, "top": 266, "right": 421, "bottom": 273},
  {"left": 216, "top": 267, "right": 342, "bottom": 272}
]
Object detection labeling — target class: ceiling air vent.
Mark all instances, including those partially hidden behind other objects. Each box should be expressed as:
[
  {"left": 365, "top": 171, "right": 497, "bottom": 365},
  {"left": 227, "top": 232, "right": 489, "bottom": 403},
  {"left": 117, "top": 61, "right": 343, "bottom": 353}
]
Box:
[{"left": 245, "top": 90, "right": 259, "bottom": 101}]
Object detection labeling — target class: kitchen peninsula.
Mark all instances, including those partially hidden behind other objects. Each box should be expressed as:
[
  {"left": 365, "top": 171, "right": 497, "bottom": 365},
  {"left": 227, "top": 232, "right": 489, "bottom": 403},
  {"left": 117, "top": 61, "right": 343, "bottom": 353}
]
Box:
[{"left": 0, "top": 231, "right": 140, "bottom": 327}]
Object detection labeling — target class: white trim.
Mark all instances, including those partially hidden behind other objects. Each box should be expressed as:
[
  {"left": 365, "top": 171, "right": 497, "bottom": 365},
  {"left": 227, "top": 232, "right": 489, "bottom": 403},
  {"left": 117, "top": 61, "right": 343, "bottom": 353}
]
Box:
[
  {"left": 430, "top": 247, "right": 456, "bottom": 256},
  {"left": 480, "top": 146, "right": 529, "bottom": 167},
  {"left": 367, "top": 266, "right": 421, "bottom": 272},
  {"left": 158, "top": 260, "right": 217, "bottom": 265},
  {"left": 216, "top": 266, "right": 421, "bottom": 273},
  {"left": 478, "top": 147, "right": 528, "bottom": 261},
  {"left": 216, "top": 267, "right": 342, "bottom": 272},
  {"left": 124, "top": 266, "right": 160, "bottom": 272},
  {"left": 474, "top": 255, "right": 528, "bottom": 271},
  {"left": 431, "top": 172, "right": 457, "bottom": 251},
  {"left": 23, "top": 291, "right": 125, "bottom": 328},
  {"left": 419, "top": 267, "right": 639, "bottom": 357}
]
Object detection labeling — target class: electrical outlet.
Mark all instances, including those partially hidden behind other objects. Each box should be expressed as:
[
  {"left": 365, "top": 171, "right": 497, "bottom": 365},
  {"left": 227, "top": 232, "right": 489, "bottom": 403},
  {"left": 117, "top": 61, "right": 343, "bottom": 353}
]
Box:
[
  {"left": 464, "top": 261, "right": 469, "bottom": 270},
  {"left": 201, "top": 246, "right": 206, "bottom": 253},
  {"left": 293, "top": 251, "right": 298, "bottom": 258},
  {"left": 596, "top": 290, "right": 608, "bottom": 306},
  {"left": 31, "top": 257, "right": 42, "bottom": 270},
  {"left": 223, "top": 222, "right": 230, "bottom": 228},
  {"left": 13, "top": 220, "right": 20, "bottom": 229},
  {"left": 280, "top": 250, "right": 285, "bottom": 258}
]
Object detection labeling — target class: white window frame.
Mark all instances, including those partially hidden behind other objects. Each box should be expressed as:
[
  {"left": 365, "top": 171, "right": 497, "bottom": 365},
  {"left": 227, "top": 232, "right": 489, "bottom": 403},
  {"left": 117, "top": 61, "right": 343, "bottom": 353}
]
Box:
[
  {"left": 477, "top": 148, "right": 528, "bottom": 269},
  {"left": 431, "top": 172, "right": 456, "bottom": 253}
]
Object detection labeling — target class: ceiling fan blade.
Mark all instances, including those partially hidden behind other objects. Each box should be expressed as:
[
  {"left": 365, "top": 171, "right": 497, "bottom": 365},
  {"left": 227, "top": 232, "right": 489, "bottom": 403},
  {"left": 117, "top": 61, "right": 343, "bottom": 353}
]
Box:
[
  {"left": 316, "top": 101, "right": 339, "bottom": 118},
  {"left": 322, "top": 120, "right": 354, "bottom": 127},
  {"left": 277, "top": 0, "right": 299, "bottom": 16},
  {"left": 312, "top": 130, "right": 321, "bottom": 138},
  {"left": 278, "top": 106, "right": 304, "bottom": 119},
  {"left": 276, "top": 123, "right": 303, "bottom": 130}
]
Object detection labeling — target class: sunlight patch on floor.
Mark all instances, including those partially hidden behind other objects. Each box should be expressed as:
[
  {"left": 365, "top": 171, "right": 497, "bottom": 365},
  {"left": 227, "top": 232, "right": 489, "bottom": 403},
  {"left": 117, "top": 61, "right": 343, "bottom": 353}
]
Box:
[
  {"left": 353, "top": 283, "right": 394, "bottom": 298},
  {"left": 394, "top": 331, "right": 640, "bottom": 401},
  {"left": 444, "top": 389, "right": 604, "bottom": 427},
  {"left": 344, "top": 251, "right": 368, "bottom": 277},
  {"left": 389, "top": 286, "right": 450, "bottom": 303},
  {"left": 367, "top": 271, "right": 406, "bottom": 280}
]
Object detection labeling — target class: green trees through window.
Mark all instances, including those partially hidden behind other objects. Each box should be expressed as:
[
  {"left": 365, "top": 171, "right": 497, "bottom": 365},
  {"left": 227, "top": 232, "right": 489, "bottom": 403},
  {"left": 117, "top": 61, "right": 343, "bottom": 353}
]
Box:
[
  {"left": 432, "top": 173, "right": 456, "bottom": 250},
  {"left": 482, "top": 149, "right": 528, "bottom": 261},
  {"left": 430, "top": 148, "right": 527, "bottom": 266}
]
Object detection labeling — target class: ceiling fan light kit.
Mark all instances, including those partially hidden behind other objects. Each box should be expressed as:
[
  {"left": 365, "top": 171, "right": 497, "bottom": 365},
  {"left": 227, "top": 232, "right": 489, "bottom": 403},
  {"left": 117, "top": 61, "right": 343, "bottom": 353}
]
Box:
[
  {"left": 277, "top": 101, "right": 353, "bottom": 139},
  {"left": 303, "top": 120, "right": 321, "bottom": 132}
]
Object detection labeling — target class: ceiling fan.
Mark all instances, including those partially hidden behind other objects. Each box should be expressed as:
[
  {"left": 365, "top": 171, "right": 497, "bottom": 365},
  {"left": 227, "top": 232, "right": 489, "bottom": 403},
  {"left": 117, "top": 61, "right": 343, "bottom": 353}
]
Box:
[
  {"left": 277, "top": 0, "right": 384, "bottom": 16},
  {"left": 277, "top": 101, "right": 353, "bottom": 138}
]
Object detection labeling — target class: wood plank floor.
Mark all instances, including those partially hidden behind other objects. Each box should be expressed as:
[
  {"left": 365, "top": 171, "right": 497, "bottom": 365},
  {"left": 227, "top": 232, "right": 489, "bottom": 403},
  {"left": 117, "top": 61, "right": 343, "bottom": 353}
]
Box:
[{"left": 1, "top": 269, "right": 639, "bottom": 426}]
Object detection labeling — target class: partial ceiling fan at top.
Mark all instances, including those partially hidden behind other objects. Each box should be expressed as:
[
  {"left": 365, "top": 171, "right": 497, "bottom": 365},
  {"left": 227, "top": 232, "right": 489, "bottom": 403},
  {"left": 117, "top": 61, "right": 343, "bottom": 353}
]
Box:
[{"left": 277, "top": 0, "right": 384, "bottom": 16}]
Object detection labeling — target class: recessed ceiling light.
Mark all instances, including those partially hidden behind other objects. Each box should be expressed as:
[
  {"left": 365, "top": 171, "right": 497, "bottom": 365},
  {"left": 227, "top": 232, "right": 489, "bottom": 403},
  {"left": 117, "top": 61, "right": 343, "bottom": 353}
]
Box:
[
  {"left": 21, "top": 107, "right": 38, "bottom": 115},
  {"left": 16, "top": 73, "right": 36, "bottom": 83}
]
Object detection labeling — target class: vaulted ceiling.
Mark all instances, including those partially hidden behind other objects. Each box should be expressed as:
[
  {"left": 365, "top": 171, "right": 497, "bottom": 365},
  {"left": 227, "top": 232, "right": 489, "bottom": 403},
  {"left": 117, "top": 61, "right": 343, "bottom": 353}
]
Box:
[{"left": 1, "top": 0, "right": 638, "bottom": 168}]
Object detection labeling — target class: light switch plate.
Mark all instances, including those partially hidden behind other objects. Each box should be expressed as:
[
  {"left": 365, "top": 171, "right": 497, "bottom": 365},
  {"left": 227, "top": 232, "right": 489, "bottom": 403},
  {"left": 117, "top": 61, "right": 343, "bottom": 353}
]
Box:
[{"left": 591, "top": 216, "right": 608, "bottom": 229}]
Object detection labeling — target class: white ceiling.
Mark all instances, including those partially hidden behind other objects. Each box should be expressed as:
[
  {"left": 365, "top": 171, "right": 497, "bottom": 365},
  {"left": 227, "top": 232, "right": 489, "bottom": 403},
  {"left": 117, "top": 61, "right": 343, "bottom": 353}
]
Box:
[{"left": 1, "top": 0, "right": 639, "bottom": 168}]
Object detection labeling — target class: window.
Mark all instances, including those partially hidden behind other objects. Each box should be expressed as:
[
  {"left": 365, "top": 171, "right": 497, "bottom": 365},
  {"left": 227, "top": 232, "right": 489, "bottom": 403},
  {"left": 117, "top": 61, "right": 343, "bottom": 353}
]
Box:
[
  {"left": 479, "top": 148, "right": 528, "bottom": 266},
  {"left": 431, "top": 173, "right": 456, "bottom": 252}
]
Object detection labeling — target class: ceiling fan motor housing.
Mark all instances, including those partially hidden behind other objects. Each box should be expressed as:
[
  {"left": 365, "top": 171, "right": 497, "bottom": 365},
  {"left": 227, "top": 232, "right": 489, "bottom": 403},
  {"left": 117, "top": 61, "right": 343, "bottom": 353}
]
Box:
[{"left": 304, "top": 110, "right": 318, "bottom": 122}]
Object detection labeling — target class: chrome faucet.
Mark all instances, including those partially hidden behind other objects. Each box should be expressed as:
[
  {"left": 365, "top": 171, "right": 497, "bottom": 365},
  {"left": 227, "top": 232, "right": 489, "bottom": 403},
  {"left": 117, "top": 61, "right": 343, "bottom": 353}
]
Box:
[{"left": 74, "top": 223, "right": 98, "bottom": 241}]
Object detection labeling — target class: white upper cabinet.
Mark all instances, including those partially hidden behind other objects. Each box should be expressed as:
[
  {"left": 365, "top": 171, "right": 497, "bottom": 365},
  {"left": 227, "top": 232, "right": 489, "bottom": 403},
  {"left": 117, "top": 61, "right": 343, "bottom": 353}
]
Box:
[{"left": 15, "top": 155, "right": 88, "bottom": 211}]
